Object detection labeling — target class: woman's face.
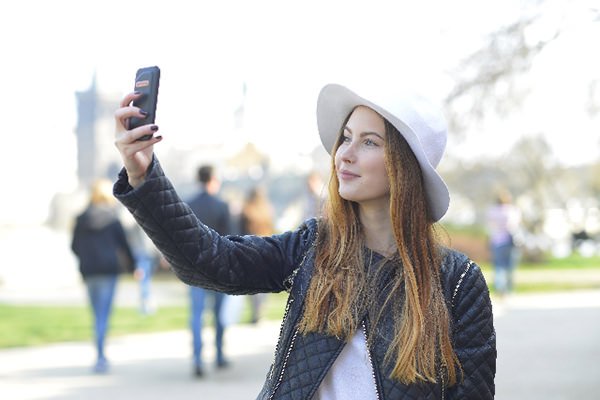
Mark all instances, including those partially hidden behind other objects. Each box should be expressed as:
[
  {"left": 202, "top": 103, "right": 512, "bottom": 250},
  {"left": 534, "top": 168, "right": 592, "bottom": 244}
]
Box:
[{"left": 334, "top": 106, "right": 390, "bottom": 207}]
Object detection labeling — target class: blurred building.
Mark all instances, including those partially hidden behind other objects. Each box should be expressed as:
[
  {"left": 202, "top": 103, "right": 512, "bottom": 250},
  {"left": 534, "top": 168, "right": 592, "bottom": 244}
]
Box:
[{"left": 75, "top": 74, "right": 123, "bottom": 187}]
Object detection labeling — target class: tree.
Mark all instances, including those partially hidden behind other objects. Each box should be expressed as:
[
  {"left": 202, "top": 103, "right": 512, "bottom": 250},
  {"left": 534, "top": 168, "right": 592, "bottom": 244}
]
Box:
[
  {"left": 441, "top": 1, "right": 600, "bottom": 255},
  {"left": 445, "top": 1, "right": 598, "bottom": 136}
]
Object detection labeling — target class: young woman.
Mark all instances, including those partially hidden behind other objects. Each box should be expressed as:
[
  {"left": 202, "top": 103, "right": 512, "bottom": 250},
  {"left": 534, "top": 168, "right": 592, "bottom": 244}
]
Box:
[{"left": 113, "top": 83, "right": 496, "bottom": 399}]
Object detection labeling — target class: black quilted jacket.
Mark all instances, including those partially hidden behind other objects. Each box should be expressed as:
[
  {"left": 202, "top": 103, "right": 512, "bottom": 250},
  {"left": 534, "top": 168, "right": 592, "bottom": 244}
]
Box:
[{"left": 114, "top": 157, "right": 496, "bottom": 400}]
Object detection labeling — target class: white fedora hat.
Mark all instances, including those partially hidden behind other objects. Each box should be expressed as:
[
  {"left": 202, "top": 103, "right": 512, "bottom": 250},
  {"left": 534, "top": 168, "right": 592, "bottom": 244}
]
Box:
[{"left": 316, "top": 83, "right": 450, "bottom": 221}]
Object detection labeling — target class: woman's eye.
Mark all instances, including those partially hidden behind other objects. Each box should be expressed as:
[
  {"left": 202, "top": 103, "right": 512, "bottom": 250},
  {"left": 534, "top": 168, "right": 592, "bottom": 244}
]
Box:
[{"left": 365, "top": 138, "right": 377, "bottom": 146}]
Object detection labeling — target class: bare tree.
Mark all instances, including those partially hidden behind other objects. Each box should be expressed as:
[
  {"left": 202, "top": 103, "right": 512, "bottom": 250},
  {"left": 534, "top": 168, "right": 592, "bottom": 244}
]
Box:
[
  {"left": 445, "top": 1, "right": 599, "bottom": 135},
  {"left": 445, "top": 5, "right": 563, "bottom": 135}
]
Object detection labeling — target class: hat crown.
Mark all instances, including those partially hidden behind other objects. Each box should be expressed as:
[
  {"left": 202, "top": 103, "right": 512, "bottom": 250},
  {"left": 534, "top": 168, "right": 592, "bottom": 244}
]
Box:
[{"left": 367, "top": 90, "right": 447, "bottom": 168}]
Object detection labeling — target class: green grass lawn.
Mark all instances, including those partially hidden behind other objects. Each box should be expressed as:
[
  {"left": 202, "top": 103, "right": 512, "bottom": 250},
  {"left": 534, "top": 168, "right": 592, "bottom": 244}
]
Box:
[
  {"left": 480, "top": 255, "right": 600, "bottom": 294},
  {"left": 1, "top": 254, "right": 599, "bottom": 349},
  {"left": 510, "top": 281, "right": 600, "bottom": 293},
  {"left": 0, "top": 292, "right": 289, "bottom": 349},
  {"left": 518, "top": 254, "right": 600, "bottom": 270}
]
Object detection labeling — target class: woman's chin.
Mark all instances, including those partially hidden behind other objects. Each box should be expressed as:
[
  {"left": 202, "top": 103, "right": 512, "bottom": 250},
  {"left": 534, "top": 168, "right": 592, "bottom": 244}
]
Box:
[{"left": 338, "top": 190, "right": 359, "bottom": 203}]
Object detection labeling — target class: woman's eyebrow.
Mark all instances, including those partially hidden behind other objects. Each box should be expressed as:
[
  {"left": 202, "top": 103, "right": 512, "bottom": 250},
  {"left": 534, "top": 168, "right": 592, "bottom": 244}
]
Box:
[{"left": 344, "top": 126, "right": 384, "bottom": 140}]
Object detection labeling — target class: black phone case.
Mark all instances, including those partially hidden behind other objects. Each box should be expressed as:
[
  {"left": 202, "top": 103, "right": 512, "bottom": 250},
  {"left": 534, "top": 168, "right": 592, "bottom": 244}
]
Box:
[{"left": 129, "top": 66, "right": 160, "bottom": 139}]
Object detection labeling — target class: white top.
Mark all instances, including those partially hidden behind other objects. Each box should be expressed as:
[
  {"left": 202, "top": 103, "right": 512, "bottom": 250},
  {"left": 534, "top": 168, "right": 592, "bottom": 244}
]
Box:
[{"left": 313, "top": 326, "right": 378, "bottom": 400}]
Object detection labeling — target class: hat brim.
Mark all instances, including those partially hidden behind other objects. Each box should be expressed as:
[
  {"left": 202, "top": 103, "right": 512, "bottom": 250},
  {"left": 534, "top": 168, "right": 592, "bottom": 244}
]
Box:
[{"left": 316, "top": 84, "right": 450, "bottom": 221}]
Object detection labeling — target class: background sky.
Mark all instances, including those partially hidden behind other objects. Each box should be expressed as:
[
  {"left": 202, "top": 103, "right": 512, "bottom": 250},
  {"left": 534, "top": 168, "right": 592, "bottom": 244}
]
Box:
[{"left": 0, "top": 0, "right": 598, "bottom": 225}]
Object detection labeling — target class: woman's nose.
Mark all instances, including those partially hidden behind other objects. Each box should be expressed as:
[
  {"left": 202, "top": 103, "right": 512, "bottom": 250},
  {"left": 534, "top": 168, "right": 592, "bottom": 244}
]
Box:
[{"left": 338, "top": 143, "right": 356, "bottom": 164}]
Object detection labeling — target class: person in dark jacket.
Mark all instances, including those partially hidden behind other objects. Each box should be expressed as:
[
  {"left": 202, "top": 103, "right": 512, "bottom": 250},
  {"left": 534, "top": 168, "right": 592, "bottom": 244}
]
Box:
[
  {"left": 187, "top": 164, "right": 234, "bottom": 376},
  {"left": 71, "top": 178, "right": 135, "bottom": 373},
  {"left": 113, "top": 83, "right": 496, "bottom": 399}
]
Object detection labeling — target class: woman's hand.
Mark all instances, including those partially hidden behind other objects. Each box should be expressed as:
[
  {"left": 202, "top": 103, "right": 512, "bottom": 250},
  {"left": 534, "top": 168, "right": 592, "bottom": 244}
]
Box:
[{"left": 114, "top": 92, "right": 163, "bottom": 188}]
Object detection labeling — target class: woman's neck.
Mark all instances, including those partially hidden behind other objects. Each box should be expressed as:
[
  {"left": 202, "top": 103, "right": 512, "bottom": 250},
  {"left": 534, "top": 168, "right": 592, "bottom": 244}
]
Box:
[{"left": 359, "top": 203, "right": 396, "bottom": 257}]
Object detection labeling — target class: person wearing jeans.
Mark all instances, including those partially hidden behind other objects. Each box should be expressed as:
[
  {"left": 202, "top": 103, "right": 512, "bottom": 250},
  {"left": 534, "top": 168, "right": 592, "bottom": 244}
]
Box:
[
  {"left": 85, "top": 275, "right": 118, "bottom": 371},
  {"left": 71, "top": 179, "right": 135, "bottom": 373},
  {"left": 190, "top": 287, "right": 227, "bottom": 373},
  {"left": 186, "top": 165, "right": 234, "bottom": 377},
  {"left": 486, "top": 190, "right": 521, "bottom": 297}
]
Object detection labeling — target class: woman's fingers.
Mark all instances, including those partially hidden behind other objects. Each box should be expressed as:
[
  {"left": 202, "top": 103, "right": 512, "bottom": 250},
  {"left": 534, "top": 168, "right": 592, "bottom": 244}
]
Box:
[
  {"left": 115, "top": 92, "right": 145, "bottom": 130},
  {"left": 114, "top": 98, "right": 158, "bottom": 143},
  {"left": 120, "top": 91, "right": 141, "bottom": 107},
  {"left": 115, "top": 127, "right": 162, "bottom": 160},
  {"left": 115, "top": 106, "right": 138, "bottom": 130},
  {"left": 116, "top": 123, "right": 161, "bottom": 144}
]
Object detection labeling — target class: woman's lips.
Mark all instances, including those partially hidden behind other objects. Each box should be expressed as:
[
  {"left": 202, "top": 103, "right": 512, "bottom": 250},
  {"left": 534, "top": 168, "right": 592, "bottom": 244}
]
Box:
[{"left": 338, "top": 170, "right": 360, "bottom": 180}]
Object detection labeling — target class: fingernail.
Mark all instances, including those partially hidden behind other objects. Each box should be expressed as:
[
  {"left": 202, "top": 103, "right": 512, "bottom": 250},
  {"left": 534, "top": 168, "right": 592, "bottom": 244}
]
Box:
[
  {"left": 139, "top": 109, "right": 148, "bottom": 116},
  {"left": 134, "top": 91, "right": 141, "bottom": 95},
  {"left": 155, "top": 135, "right": 163, "bottom": 140},
  {"left": 151, "top": 125, "right": 159, "bottom": 131}
]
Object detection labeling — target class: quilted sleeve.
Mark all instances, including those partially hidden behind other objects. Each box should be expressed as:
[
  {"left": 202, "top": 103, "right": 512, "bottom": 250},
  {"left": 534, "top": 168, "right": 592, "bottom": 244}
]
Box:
[
  {"left": 113, "top": 157, "right": 313, "bottom": 295},
  {"left": 447, "top": 261, "right": 496, "bottom": 400}
]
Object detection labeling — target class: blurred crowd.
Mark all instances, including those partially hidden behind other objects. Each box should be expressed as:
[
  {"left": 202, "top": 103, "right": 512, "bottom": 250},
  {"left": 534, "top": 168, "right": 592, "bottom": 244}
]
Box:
[{"left": 70, "top": 165, "right": 325, "bottom": 376}]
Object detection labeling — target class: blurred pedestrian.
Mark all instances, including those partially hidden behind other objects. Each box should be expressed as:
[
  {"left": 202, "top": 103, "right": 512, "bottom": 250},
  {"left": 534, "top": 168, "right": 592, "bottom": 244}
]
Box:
[
  {"left": 128, "top": 223, "right": 160, "bottom": 314},
  {"left": 71, "top": 178, "right": 135, "bottom": 373},
  {"left": 114, "top": 82, "right": 496, "bottom": 398},
  {"left": 239, "top": 185, "right": 275, "bottom": 323},
  {"left": 486, "top": 190, "right": 521, "bottom": 297},
  {"left": 186, "top": 165, "right": 233, "bottom": 377}
]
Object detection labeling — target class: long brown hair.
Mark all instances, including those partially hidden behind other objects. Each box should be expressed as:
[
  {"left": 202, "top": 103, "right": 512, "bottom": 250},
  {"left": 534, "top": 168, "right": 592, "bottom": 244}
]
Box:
[{"left": 298, "top": 111, "right": 461, "bottom": 385}]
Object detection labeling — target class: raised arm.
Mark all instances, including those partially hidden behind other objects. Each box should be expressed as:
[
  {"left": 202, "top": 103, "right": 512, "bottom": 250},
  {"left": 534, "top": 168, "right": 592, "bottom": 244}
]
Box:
[{"left": 113, "top": 94, "right": 314, "bottom": 295}]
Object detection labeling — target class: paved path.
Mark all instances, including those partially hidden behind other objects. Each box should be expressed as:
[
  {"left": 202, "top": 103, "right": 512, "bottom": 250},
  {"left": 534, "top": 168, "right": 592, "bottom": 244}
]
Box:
[
  {"left": 0, "top": 321, "right": 280, "bottom": 400},
  {"left": 495, "top": 305, "right": 600, "bottom": 400},
  {"left": 493, "top": 291, "right": 600, "bottom": 400}
]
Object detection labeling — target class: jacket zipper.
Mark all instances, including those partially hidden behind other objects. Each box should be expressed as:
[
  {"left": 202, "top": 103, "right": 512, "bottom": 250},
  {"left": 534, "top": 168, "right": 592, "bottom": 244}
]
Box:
[
  {"left": 440, "top": 368, "right": 446, "bottom": 400},
  {"left": 268, "top": 236, "right": 315, "bottom": 396},
  {"left": 268, "top": 327, "right": 300, "bottom": 400},
  {"left": 362, "top": 320, "right": 382, "bottom": 400},
  {"left": 268, "top": 296, "right": 294, "bottom": 380}
]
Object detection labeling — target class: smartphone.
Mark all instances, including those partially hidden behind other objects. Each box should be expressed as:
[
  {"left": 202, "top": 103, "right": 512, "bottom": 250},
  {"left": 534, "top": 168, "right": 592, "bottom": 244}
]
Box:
[{"left": 129, "top": 66, "right": 160, "bottom": 140}]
